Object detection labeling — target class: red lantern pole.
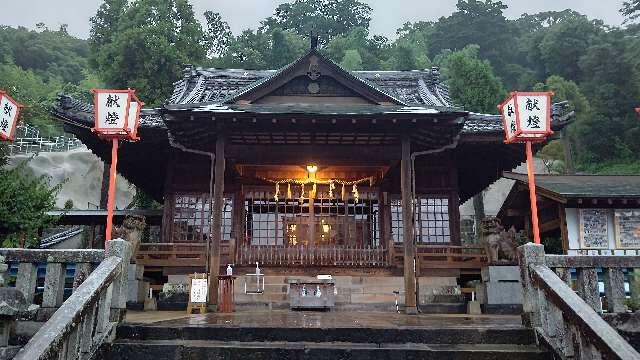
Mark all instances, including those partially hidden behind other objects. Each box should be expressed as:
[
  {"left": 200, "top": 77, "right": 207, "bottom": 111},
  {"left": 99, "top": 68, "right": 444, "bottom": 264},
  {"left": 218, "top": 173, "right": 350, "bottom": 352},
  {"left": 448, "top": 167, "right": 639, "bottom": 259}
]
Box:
[
  {"left": 525, "top": 141, "right": 541, "bottom": 244},
  {"left": 105, "top": 138, "right": 119, "bottom": 244}
]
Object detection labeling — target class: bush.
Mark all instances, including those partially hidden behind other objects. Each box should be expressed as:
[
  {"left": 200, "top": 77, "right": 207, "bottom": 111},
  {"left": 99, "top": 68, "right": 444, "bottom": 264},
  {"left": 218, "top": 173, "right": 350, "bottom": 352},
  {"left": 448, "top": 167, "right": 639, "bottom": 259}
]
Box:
[{"left": 0, "top": 158, "right": 60, "bottom": 248}]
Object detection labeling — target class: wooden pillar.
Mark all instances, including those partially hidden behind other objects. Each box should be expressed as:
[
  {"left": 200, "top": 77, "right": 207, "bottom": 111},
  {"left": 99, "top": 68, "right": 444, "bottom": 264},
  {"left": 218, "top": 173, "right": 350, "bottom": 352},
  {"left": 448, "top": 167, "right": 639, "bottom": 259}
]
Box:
[
  {"left": 558, "top": 204, "right": 569, "bottom": 254},
  {"left": 379, "top": 191, "right": 392, "bottom": 255},
  {"left": 161, "top": 150, "right": 176, "bottom": 244},
  {"left": 208, "top": 135, "right": 225, "bottom": 311},
  {"left": 308, "top": 197, "right": 316, "bottom": 246},
  {"left": 401, "top": 138, "right": 417, "bottom": 314},
  {"left": 231, "top": 190, "right": 244, "bottom": 263}
]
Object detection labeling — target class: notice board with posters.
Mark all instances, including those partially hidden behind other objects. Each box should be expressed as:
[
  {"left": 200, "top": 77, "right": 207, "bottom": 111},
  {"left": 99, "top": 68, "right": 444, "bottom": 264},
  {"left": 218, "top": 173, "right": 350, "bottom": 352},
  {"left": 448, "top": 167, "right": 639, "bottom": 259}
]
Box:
[
  {"left": 615, "top": 210, "right": 640, "bottom": 249},
  {"left": 579, "top": 209, "right": 609, "bottom": 249}
]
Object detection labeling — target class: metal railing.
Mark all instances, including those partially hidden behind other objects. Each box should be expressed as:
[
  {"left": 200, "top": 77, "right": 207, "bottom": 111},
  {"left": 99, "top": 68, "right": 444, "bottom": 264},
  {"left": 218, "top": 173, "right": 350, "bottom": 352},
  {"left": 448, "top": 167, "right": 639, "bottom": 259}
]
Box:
[
  {"left": 7, "top": 124, "right": 82, "bottom": 155},
  {"left": 518, "top": 243, "right": 640, "bottom": 359},
  {"left": 4, "top": 240, "right": 131, "bottom": 360}
]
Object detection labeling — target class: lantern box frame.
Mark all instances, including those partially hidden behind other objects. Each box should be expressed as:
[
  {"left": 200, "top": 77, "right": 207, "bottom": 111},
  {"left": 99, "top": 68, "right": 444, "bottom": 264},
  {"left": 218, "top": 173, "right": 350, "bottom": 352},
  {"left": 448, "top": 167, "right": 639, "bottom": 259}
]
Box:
[
  {"left": 0, "top": 90, "right": 24, "bottom": 142},
  {"left": 499, "top": 91, "right": 554, "bottom": 144},
  {"left": 91, "top": 88, "right": 144, "bottom": 141}
]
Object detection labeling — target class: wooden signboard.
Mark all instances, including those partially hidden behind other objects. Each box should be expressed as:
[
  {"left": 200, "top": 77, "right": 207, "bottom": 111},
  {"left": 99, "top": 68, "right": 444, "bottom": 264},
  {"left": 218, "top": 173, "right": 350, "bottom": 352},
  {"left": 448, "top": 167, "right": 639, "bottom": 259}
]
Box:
[
  {"left": 615, "top": 210, "right": 640, "bottom": 249},
  {"left": 579, "top": 209, "right": 609, "bottom": 249},
  {"left": 187, "top": 273, "right": 208, "bottom": 314}
]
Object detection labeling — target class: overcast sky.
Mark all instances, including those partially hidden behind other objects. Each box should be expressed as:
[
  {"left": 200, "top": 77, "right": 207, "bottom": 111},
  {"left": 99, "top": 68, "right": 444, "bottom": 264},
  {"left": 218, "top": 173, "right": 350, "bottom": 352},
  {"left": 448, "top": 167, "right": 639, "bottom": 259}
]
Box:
[{"left": 0, "top": 0, "right": 627, "bottom": 39}]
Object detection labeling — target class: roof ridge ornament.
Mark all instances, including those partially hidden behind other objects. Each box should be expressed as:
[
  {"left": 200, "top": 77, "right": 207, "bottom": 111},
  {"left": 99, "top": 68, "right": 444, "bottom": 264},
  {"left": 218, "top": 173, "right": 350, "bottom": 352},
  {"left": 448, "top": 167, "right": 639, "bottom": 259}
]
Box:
[{"left": 310, "top": 33, "right": 319, "bottom": 50}]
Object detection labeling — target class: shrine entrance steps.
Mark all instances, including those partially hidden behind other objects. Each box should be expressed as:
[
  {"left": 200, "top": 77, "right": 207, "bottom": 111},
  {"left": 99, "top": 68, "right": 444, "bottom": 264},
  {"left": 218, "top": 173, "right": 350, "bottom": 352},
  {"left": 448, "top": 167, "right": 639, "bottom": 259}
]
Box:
[{"left": 100, "top": 311, "right": 552, "bottom": 359}]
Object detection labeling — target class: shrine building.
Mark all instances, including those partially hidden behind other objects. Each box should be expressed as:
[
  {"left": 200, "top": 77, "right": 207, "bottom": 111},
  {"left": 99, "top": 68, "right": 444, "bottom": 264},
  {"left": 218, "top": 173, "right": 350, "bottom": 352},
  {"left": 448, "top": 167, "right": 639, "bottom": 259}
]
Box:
[{"left": 53, "top": 45, "right": 572, "bottom": 311}]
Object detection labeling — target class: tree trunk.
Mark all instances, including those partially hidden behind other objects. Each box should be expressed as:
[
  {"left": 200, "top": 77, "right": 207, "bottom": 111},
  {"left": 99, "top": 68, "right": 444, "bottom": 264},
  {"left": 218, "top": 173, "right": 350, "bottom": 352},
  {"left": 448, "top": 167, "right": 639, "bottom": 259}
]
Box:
[{"left": 562, "top": 128, "right": 575, "bottom": 175}]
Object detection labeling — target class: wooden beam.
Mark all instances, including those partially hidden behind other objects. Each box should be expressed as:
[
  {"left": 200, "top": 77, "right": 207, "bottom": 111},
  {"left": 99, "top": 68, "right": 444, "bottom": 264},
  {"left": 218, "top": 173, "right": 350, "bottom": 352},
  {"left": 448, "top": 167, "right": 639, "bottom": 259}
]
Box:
[
  {"left": 208, "top": 135, "right": 225, "bottom": 310},
  {"left": 226, "top": 144, "right": 401, "bottom": 165},
  {"left": 401, "top": 138, "right": 417, "bottom": 314},
  {"left": 539, "top": 218, "right": 561, "bottom": 233}
]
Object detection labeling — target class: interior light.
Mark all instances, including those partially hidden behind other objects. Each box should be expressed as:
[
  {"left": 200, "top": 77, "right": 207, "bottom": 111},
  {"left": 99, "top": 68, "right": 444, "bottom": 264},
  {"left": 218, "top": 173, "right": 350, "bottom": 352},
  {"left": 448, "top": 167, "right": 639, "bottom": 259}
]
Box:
[{"left": 306, "top": 165, "right": 318, "bottom": 174}]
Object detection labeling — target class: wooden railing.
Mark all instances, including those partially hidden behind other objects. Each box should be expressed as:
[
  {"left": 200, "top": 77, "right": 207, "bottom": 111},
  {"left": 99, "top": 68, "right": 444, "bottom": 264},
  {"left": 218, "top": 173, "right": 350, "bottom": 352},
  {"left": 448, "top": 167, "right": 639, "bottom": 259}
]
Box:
[
  {"left": 394, "top": 244, "right": 487, "bottom": 269},
  {"left": 237, "top": 245, "right": 390, "bottom": 267},
  {"left": 10, "top": 240, "right": 131, "bottom": 360},
  {"left": 518, "top": 243, "right": 640, "bottom": 360},
  {"left": 136, "top": 242, "right": 230, "bottom": 267}
]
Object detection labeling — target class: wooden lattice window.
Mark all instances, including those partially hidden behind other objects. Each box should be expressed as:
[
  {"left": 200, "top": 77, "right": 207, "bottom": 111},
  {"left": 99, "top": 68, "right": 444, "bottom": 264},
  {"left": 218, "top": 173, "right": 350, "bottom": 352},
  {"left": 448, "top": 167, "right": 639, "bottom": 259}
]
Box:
[
  {"left": 245, "top": 187, "right": 380, "bottom": 247},
  {"left": 391, "top": 196, "right": 451, "bottom": 244},
  {"left": 171, "top": 193, "right": 233, "bottom": 243}
]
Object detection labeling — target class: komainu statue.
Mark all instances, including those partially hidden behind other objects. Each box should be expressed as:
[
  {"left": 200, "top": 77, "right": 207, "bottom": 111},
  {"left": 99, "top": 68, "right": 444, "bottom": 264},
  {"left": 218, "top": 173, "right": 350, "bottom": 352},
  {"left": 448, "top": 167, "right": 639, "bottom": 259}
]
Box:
[
  {"left": 481, "top": 217, "right": 519, "bottom": 264},
  {"left": 112, "top": 215, "right": 147, "bottom": 257}
]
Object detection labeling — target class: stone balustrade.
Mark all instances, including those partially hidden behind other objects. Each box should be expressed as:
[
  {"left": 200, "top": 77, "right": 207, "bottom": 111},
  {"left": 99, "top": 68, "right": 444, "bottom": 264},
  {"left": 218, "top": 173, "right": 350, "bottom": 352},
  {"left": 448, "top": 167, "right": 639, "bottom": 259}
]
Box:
[
  {"left": 518, "top": 243, "right": 640, "bottom": 359},
  {"left": 2, "top": 240, "right": 130, "bottom": 360},
  {"left": 0, "top": 248, "right": 105, "bottom": 321}
]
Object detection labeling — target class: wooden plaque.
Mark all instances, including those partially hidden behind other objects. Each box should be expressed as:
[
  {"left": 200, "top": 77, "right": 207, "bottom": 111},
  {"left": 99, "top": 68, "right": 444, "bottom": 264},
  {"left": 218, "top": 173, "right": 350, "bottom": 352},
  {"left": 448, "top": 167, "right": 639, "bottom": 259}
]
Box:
[
  {"left": 579, "top": 209, "right": 609, "bottom": 249},
  {"left": 615, "top": 210, "right": 640, "bottom": 249}
]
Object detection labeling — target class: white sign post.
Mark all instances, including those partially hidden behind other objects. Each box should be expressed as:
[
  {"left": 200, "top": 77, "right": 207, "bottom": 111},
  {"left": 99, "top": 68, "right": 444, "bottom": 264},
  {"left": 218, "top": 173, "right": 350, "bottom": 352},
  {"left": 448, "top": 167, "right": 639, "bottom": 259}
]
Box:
[
  {"left": 0, "top": 90, "right": 23, "bottom": 141},
  {"left": 498, "top": 91, "right": 554, "bottom": 245}
]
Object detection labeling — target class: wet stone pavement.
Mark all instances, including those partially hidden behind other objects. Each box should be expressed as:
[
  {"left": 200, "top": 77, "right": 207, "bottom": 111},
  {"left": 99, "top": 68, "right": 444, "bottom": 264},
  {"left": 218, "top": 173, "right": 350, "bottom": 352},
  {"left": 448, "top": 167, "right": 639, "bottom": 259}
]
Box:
[{"left": 126, "top": 310, "right": 525, "bottom": 330}]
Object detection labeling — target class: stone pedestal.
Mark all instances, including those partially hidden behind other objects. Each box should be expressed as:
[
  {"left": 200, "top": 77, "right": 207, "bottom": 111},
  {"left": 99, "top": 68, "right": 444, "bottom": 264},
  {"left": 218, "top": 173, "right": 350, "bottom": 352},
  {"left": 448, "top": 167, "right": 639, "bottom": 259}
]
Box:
[
  {"left": 126, "top": 264, "right": 145, "bottom": 309},
  {"left": 467, "top": 301, "right": 482, "bottom": 315},
  {"left": 477, "top": 266, "right": 523, "bottom": 314}
]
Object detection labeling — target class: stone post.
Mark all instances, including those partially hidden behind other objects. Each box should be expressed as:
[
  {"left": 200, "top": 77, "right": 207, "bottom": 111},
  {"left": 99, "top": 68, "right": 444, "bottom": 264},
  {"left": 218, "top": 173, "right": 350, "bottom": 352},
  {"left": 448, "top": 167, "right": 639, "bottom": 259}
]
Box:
[
  {"left": 39, "top": 263, "right": 66, "bottom": 320},
  {"left": 517, "top": 243, "right": 545, "bottom": 328},
  {"left": 106, "top": 239, "right": 131, "bottom": 322}
]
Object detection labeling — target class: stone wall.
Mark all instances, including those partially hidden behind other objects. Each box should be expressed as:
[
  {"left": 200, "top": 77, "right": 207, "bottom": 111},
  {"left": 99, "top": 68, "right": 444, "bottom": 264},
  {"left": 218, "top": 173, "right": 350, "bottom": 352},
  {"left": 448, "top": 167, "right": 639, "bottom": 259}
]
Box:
[{"left": 160, "top": 275, "right": 460, "bottom": 311}]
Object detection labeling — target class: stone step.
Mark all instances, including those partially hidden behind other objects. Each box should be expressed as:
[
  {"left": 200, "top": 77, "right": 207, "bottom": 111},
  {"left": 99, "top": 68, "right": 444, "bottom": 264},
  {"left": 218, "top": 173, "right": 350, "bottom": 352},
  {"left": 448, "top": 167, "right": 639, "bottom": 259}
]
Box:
[
  {"left": 116, "top": 324, "right": 537, "bottom": 345},
  {"left": 102, "top": 339, "right": 552, "bottom": 360}
]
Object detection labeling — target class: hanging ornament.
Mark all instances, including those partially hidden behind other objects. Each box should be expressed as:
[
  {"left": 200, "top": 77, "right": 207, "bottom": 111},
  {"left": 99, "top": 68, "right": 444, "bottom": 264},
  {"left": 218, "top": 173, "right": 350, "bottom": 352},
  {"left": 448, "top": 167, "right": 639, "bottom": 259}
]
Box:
[
  {"left": 341, "top": 183, "right": 346, "bottom": 201},
  {"left": 312, "top": 183, "right": 317, "bottom": 199},
  {"left": 274, "top": 183, "right": 280, "bottom": 202},
  {"left": 352, "top": 184, "right": 359, "bottom": 203},
  {"left": 300, "top": 183, "right": 305, "bottom": 204},
  {"left": 287, "top": 183, "right": 292, "bottom": 199},
  {"left": 329, "top": 182, "right": 335, "bottom": 199}
]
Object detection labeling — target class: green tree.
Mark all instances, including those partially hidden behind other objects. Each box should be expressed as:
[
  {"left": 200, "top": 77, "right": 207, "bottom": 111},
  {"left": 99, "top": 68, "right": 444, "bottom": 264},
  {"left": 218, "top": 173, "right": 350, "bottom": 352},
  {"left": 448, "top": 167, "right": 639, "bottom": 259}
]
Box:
[
  {"left": 266, "top": 29, "right": 307, "bottom": 68},
  {"left": 621, "top": 0, "right": 640, "bottom": 23},
  {"left": 538, "top": 16, "right": 602, "bottom": 82},
  {"left": 534, "top": 75, "right": 590, "bottom": 173},
  {"left": 0, "top": 160, "right": 60, "bottom": 248},
  {"left": 203, "top": 11, "right": 232, "bottom": 58},
  {"left": 575, "top": 30, "right": 640, "bottom": 163},
  {"left": 436, "top": 45, "right": 507, "bottom": 114},
  {"left": 0, "top": 63, "right": 63, "bottom": 136},
  {"left": 325, "top": 27, "right": 391, "bottom": 70},
  {"left": 428, "top": 0, "right": 520, "bottom": 87},
  {"left": 0, "top": 25, "right": 89, "bottom": 84},
  {"left": 340, "top": 49, "right": 363, "bottom": 70},
  {"left": 90, "top": 0, "right": 207, "bottom": 106},
  {"left": 262, "top": 0, "right": 372, "bottom": 45}
]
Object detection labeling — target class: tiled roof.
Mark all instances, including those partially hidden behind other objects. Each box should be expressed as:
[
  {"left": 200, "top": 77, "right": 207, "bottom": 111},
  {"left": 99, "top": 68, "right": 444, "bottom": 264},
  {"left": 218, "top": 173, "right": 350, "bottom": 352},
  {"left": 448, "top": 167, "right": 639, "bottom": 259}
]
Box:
[
  {"left": 504, "top": 172, "right": 640, "bottom": 198},
  {"left": 168, "top": 65, "right": 452, "bottom": 108}
]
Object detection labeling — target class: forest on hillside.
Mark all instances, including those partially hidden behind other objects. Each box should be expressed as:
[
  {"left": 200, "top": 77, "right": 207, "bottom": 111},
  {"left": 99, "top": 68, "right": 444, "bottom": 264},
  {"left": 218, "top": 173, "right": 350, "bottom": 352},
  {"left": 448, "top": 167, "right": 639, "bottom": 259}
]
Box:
[{"left": 1, "top": 0, "right": 640, "bottom": 174}]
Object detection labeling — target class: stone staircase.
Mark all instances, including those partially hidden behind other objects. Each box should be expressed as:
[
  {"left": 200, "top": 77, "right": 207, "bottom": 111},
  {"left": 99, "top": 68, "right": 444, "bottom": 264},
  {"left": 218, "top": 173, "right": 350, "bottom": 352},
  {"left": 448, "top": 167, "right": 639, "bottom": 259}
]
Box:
[{"left": 101, "top": 321, "right": 552, "bottom": 359}]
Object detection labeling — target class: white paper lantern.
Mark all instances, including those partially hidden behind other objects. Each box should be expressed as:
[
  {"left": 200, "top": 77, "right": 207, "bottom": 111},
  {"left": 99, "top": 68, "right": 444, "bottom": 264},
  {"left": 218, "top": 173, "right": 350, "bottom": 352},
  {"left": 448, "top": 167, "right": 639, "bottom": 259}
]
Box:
[
  {"left": 92, "top": 89, "right": 143, "bottom": 140},
  {"left": 499, "top": 91, "right": 554, "bottom": 144},
  {"left": 0, "top": 90, "right": 23, "bottom": 141}
]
